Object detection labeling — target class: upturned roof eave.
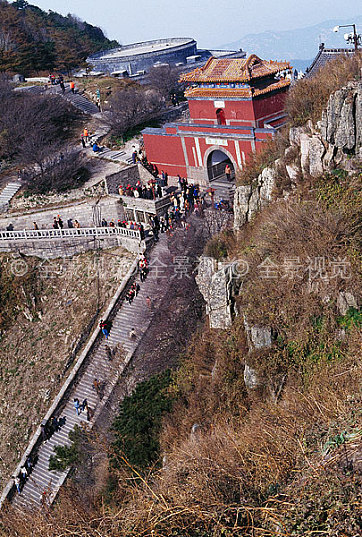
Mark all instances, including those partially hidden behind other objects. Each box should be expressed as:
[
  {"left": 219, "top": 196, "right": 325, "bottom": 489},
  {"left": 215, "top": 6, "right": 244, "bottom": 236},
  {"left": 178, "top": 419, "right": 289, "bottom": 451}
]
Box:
[{"left": 180, "top": 55, "right": 291, "bottom": 84}]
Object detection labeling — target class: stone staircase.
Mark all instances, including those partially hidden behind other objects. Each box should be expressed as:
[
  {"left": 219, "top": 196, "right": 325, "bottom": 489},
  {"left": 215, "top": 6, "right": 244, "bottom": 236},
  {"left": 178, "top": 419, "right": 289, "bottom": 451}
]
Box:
[
  {"left": 61, "top": 90, "right": 99, "bottom": 115},
  {"left": 93, "top": 147, "right": 133, "bottom": 164},
  {"left": 10, "top": 236, "right": 172, "bottom": 510},
  {"left": 16, "top": 84, "right": 99, "bottom": 115},
  {"left": 210, "top": 178, "right": 236, "bottom": 205},
  {"left": 0, "top": 182, "right": 22, "bottom": 212}
]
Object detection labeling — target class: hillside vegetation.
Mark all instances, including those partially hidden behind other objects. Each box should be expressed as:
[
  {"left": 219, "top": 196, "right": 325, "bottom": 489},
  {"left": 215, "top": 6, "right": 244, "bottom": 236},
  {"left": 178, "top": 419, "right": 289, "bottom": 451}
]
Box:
[
  {"left": 0, "top": 0, "right": 118, "bottom": 74},
  {"left": 0, "top": 56, "right": 361, "bottom": 536}
]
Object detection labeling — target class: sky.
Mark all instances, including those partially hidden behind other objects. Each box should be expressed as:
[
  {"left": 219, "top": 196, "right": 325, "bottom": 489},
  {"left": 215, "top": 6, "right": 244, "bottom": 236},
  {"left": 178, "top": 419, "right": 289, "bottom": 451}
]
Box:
[{"left": 20, "top": 0, "right": 362, "bottom": 49}]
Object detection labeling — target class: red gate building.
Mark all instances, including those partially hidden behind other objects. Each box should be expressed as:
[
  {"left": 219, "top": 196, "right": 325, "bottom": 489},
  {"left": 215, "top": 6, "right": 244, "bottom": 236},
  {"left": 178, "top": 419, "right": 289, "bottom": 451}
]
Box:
[{"left": 142, "top": 54, "right": 291, "bottom": 186}]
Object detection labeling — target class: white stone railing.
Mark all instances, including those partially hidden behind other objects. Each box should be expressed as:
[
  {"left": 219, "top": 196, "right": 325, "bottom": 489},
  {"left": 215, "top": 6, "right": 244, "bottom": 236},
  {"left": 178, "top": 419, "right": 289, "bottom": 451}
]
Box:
[{"left": 0, "top": 226, "right": 141, "bottom": 241}]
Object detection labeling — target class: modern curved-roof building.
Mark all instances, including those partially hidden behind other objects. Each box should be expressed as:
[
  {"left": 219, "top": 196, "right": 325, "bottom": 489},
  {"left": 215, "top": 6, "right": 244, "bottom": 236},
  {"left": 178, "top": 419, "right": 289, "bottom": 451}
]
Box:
[{"left": 87, "top": 37, "right": 198, "bottom": 75}]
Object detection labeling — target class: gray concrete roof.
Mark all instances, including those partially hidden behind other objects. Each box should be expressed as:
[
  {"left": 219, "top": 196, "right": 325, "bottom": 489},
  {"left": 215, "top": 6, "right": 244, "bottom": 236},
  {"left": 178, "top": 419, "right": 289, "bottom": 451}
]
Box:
[{"left": 98, "top": 38, "right": 194, "bottom": 59}]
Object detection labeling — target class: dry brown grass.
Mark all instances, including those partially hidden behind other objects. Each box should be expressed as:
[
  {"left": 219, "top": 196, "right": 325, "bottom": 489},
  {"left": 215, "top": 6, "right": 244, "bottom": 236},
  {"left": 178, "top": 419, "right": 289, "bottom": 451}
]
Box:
[
  {"left": 286, "top": 52, "right": 362, "bottom": 127},
  {"left": 236, "top": 127, "right": 292, "bottom": 187},
  {"left": 234, "top": 172, "right": 361, "bottom": 340},
  {"left": 1, "top": 348, "right": 359, "bottom": 536}
]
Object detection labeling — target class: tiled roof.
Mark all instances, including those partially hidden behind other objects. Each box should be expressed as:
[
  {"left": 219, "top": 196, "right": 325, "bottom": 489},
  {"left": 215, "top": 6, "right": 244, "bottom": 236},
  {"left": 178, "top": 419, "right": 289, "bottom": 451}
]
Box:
[
  {"left": 305, "top": 44, "right": 355, "bottom": 78},
  {"left": 180, "top": 54, "right": 290, "bottom": 83},
  {"left": 185, "top": 87, "right": 253, "bottom": 98},
  {"left": 184, "top": 78, "right": 290, "bottom": 98},
  {"left": 253, "top": 78, "right": 291, "bottom": 96}
]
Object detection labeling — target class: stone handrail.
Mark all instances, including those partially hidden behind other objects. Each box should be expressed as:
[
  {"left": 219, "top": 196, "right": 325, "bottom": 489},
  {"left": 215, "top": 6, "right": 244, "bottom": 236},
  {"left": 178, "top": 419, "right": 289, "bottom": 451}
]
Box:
[
  {"left": 0, "top": 226, "right": 141, "bottom": 241},
  {"left": 0, "top": 256, "right": 140, "bottom": 509}
]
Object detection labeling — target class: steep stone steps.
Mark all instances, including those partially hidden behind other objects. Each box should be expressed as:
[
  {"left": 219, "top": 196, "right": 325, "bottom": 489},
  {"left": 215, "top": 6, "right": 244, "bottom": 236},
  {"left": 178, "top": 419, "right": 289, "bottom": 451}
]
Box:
[
  {"left": 16, "top": 84, "right": 99, "bottom": 115},
  {"left": 209, "top": 178, "right": 236, "bottom": 204},
  {"left": 11, "top": 236, "right": 173, "bottom": 511},
  {"left": 0, "top": 182, "right": 22, "bottom": 211},
  {"left": 63, "top": 91, "right": 99, "bottom": 115}
]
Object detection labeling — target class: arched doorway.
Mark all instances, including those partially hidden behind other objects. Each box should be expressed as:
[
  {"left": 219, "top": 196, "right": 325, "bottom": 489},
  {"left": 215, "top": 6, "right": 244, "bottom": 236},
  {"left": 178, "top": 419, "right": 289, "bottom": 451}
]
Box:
[
  {"left": 216, "top": 108, "right": 226, "bottom": 125},
  {"left": 207, "top": 149, "right": 234, "bottom": 182}
]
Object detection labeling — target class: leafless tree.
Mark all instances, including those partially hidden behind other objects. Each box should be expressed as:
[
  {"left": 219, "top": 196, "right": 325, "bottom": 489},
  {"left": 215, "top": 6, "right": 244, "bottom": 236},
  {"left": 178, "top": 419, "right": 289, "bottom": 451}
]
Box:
[
  {"left": 106, "top": 86, "right": 163, "bottom": 139},
  {"left": 22, "top": 150, "right": 88, "bottom": 193},
  {"left": 147, "top": 65, "right": 181, "bottom": 99},
  {"left": 0, "top": 84, "right": 82, "bottom": 191}
]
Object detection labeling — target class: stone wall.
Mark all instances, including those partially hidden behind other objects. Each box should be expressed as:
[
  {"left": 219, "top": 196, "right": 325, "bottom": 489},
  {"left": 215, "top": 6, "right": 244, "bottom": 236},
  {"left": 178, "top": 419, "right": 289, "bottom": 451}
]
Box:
[
  {"left": 87, "top": 38, "right": 197, "bottom": 75},
  {"left": 106, "top": 163, "right": 155, "bottom": 195},
  {"left": 0, "top": 235, "right": 145, "bottom": 258},
  {"left": 0, "top": 197, "right": 123, "bottom": 231}
]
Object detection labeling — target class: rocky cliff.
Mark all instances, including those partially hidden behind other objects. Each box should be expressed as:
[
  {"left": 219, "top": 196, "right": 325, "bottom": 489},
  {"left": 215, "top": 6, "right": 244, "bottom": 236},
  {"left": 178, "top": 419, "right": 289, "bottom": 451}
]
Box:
[
  {"left": 197, "top": 80, "right": 361, "bottom": 391},
  {"left": 234, "top": 81, "right": 362, "bottom": 229}
]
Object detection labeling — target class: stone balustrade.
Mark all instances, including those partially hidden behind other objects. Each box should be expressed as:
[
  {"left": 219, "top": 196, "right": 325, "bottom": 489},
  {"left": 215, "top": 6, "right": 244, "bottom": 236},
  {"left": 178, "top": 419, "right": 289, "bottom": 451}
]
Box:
[{"left": 0, "top": 226, "right": 141, "bottom": 241}]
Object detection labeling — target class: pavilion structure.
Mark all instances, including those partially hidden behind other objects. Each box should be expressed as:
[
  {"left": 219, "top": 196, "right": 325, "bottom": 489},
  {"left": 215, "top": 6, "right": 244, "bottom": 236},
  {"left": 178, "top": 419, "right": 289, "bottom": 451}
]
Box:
[{"left": 142, "top": 54, "right": 291, "bottom": 186}]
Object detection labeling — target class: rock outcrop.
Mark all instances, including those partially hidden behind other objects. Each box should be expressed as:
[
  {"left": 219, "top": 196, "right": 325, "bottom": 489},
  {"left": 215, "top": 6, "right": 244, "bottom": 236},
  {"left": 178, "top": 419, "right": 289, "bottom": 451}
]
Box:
[
  {"left": 242, "top": 317, "right": 273, "bottom": 391},
  {"left": 196, "top": 256, "right": 241, "bottom": 329},
  {"left": 320, "top": 82, "right": 362, "bottom": 156},
  {"left": 234, "top": 81, "right": 362, "bottom": 230},
  {"left": 234, "top": 166, "right": 277, "bottom": 228},
  {"left": 337, "top": 291, "right": 358, "bottom": 316}
]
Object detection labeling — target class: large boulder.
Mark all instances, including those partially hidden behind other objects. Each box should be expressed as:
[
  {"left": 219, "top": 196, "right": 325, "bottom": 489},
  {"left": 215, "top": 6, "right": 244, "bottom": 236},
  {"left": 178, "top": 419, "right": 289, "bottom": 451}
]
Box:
[
  {"left": 244, "top": 363, "right": 259, "bottom": 390},
  {"left": 300, "top": 134, "right": 325, "bottom": 177},
  {"left": 196, "top": 256, "right": 241, "bottom": 329},
  {"left": 244, "top": 316, "right": 272, "bottom": 350},
  {"left": 233, "top": 185, "right": 253, "bottom": 229},
  {"left": 259, "top": 166, "right": 277, "bottom": 204},
  {"left": 337, "top": 291, "right": 358, "bottom": 316}
]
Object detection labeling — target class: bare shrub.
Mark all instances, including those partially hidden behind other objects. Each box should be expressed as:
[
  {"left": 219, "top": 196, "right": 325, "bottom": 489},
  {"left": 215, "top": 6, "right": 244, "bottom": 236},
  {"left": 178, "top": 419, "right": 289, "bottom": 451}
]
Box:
[
  {"left": 202, "top": 207, "right": 233, "bottom": 239},
  {"left": 106, "top": 85, "right": 163, "bottom": 138},
  {"left": 22, "top": 150, "right": 90, "bottom": 193},
  {"left": 147, "top": 64, "right": 181, "bottom": 100},
  {"left": 236, "top": 128, "right": 289, "bottom": 186}
]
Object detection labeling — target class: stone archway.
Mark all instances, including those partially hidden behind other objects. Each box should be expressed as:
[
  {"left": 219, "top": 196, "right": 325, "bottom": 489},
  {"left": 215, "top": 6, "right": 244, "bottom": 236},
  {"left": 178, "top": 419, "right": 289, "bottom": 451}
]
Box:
[{"left": 204, "top": 147, "right": 236, "bottom": 183}]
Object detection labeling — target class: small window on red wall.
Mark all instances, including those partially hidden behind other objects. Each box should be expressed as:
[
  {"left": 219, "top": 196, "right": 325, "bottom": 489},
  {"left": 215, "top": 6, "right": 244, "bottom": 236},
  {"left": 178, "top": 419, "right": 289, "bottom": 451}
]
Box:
[{"left": 216, "top": 108, "right": 226, "bottom": 125}]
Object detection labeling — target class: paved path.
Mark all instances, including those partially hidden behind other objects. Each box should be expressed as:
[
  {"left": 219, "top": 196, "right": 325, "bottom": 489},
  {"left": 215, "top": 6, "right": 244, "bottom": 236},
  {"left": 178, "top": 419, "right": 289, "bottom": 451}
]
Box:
[{"left": 11, "top": 235, "right": 173, "bottom": 510}]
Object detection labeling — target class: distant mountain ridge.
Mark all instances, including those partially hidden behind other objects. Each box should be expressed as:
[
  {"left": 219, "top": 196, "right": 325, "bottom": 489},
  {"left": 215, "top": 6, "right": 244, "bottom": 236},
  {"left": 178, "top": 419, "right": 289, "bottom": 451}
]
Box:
[
  {"left": 0, "top": 0, "right": 119, "bottom": 74},
  {"left": 219, "top": 15, "right": 362, "bottom": 64}
]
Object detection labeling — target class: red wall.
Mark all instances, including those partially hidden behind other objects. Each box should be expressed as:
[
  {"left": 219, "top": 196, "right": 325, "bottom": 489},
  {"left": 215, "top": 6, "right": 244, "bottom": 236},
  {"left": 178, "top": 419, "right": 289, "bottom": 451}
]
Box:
[
  {"left": 252, "top": 89, "right": 288, "bottom": 127},
  {"left": 188, "top": 98, "right": 255, "bottom": 126},
  {"left": 188, "top": 90, "right": 287, "bottom": 128},
  {"left": 142, "top": 133, "right": 187, "bottom": 177}
]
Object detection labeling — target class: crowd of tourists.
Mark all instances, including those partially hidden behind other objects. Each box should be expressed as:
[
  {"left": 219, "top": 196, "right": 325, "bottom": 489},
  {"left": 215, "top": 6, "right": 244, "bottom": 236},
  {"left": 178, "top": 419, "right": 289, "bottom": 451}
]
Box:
[
  {"left": 13, "top": 454, "right": 35, "bottom": 495},
  {"left": 100, "top": 218, "right": 145, "bottom": 238},
  {"left": 118, "top": 180, "right": 164, "bottom": 200},
  {"left": 13, "top": 414, "right": 67, "bottom": 495}
]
